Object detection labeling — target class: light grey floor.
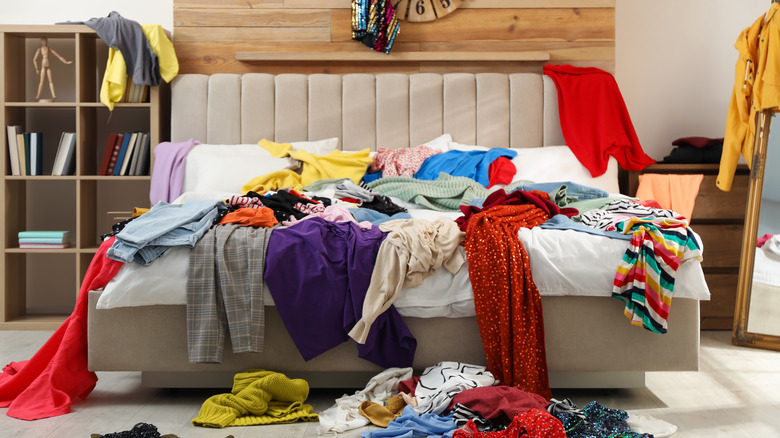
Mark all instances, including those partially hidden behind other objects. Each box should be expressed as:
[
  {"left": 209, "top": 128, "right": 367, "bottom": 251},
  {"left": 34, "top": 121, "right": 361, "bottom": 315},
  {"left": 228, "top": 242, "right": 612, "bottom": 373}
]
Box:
[{"left": 1, "top": 330, "right": 779, "bottom": 437}]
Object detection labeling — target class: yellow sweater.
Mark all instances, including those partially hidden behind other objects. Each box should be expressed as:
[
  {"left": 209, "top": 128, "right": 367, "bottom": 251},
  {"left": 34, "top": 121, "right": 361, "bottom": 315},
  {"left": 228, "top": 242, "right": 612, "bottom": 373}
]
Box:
[
  {"left": 100, "top": 24, "right": 179, "bottom": 111},
  {"left": 241, "top": 139, "right": 373, "bottom": 194},
  {"left": 192, "top": 369, "right": 318, "bottom": 428}
]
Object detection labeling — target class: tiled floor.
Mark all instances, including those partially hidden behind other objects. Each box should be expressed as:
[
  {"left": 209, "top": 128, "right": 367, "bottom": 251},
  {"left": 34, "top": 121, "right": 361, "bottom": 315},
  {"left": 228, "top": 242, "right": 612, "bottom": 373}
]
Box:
[{"left": 1, "top": 330, "right": 779, "bottom": 437}]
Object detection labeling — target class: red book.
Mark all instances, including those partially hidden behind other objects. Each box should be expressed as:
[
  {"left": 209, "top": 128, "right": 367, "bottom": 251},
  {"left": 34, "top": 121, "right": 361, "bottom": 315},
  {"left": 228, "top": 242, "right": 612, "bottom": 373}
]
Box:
[
  {"left": 98, "top": 133, "right": 118, "bottom": 176},
  {"left": 104, "top": 133, "right": 125, "bottom": 175}
]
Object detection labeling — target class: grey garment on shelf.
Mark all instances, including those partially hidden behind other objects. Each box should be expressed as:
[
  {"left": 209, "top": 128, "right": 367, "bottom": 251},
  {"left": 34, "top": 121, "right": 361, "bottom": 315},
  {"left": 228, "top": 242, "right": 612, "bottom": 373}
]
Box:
[{"left": 81, "top": 11, "right": 161, "bottom": 86}]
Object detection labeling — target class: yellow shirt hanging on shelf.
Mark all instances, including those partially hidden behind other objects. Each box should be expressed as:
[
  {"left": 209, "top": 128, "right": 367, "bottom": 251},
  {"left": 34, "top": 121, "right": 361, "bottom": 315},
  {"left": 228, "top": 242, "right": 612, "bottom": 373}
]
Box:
[{"left": 100, "top": 24, "right": 179, "bottom": 111}]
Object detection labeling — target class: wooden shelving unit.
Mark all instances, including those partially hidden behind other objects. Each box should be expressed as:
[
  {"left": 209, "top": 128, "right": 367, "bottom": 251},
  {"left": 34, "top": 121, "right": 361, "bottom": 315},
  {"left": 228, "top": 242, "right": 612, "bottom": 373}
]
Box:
[{"left": 0, "top": 25, "right": 166, "bottom": 329}]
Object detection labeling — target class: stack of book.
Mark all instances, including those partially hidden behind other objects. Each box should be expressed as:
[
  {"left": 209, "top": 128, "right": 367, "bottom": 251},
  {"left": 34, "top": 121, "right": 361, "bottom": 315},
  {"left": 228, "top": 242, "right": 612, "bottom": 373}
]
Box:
[
  {"left": 123, "top": 76, "right": 149, "bottom": 103},
  {"left": 5, "top": 125, "right": 45, "bottom": 176},
  {"left": 18, "top": 231, "right": 71, "bottom": 249},
  {"left": 98, "top": 132, "right": 151, "bottom": 176}
]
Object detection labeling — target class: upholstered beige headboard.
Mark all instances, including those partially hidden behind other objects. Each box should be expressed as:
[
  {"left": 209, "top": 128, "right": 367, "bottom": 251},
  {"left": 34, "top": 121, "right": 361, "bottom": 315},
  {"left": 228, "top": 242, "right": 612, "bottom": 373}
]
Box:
[{"left": 170, "top": 73, "right": 565, "bottom": 150}]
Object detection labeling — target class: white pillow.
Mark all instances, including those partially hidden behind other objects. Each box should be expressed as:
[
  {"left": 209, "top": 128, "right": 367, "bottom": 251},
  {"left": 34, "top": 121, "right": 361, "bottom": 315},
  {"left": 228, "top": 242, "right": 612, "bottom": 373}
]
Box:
[
  {"left": 510, "top": 145, "right": 620, "bottom": 194},
  {"left": 96, "top": 246, "right": 190, "bottom": 309},
  {"left": 182, "top": 144, "right": 298, "bottom": 194},
  {"left": 448, "top": 141, "right": 490, "bottom": 152},
  {"left": 172, "top": 190, "right": 238, "bottom": 204},
  {"left": 290, "top": 137, "right": 339, "bottom": 155},
  {"left": 420, "top": 134, "right": 452, "bottom": 152}
]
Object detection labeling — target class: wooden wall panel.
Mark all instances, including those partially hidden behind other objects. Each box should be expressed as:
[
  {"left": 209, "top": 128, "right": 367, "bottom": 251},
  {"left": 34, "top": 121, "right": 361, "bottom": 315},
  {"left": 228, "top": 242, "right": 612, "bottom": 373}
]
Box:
[{"left": 173, "top": 0, "right": 614, "bottom": 75}]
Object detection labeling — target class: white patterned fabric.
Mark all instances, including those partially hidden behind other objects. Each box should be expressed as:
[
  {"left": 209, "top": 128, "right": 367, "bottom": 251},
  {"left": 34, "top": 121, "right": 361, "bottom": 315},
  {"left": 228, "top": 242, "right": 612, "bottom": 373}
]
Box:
[{"left": 414, "top": 361, "right": 496, "bottom": 415}]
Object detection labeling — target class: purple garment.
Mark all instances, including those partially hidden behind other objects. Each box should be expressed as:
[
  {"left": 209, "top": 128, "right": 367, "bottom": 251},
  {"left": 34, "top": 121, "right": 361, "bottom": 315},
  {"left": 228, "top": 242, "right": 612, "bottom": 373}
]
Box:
[
  {"left": 264, "top": 217, "right": 417, "bottom": 368},
  {"left": 149, "top": 139, "right": 200, "bottom": 205}
]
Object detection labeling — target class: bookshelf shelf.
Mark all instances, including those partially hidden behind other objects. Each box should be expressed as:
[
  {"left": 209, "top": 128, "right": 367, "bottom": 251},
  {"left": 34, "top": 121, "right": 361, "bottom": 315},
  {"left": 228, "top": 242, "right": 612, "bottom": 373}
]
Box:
[{"left": 0, "top": 25, "right": 167, "bottom": 330}]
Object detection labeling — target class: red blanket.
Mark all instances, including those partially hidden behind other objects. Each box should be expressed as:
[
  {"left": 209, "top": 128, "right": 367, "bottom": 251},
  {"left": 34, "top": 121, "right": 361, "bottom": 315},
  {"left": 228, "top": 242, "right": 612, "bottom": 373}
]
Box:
[
  {"left": 0, "top": 238, "right": 122, "bottom": 420},
  {"left": 543, "top": 64, "right": 655, "bottom": 177}
]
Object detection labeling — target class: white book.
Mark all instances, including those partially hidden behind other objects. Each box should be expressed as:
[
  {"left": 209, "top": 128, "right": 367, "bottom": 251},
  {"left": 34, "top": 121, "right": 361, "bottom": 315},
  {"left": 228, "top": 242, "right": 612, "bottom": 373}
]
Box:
[
  {"left": 128, "top": 132, "right": 144, "bottom": 175},
  {"left": 6, "top": 125, "right": 22, "bottom": 176},
  {"left": 119, "top": 132, "right": 138, "bottom": 176},
  {"left": 52, "top": 132, "right": 76, "bottom": 176}
]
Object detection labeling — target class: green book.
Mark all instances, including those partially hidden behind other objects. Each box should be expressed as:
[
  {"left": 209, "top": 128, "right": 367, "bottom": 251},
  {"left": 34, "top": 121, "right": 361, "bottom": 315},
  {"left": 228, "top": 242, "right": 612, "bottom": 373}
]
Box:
[{"left": 18, "top": 230, "right": 70, "bottom": 239}]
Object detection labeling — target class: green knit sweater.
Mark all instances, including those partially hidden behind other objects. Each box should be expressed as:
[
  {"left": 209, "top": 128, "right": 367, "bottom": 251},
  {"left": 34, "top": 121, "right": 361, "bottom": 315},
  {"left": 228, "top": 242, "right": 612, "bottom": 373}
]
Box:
[{"left": 192, "top": 370, "right": 318, "bottom": 428}]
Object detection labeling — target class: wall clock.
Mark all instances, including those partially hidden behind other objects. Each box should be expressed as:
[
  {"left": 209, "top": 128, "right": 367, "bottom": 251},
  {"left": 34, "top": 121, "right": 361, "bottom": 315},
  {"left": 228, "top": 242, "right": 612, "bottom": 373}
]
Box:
[{"left": 393, "top": 0, "right": 462, "bottom": 22}]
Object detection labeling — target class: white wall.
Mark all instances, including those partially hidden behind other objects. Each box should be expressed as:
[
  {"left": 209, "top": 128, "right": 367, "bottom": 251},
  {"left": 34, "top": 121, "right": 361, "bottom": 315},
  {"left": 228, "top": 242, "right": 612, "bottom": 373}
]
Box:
[
  {"left": 0, "top": 0, "right": 172, "bottom": 31},
  {"left": 616, "top": 0, "right": 769, "bottom": 160},
  {"left": 2, "top": 1, "right": 775, "bottom": 162}
]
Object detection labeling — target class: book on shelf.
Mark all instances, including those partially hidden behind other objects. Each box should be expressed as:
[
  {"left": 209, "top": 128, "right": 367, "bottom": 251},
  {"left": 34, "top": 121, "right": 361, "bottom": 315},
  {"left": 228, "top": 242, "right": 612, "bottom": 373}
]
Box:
[
  {"left": 132, "top": 133, "right": 151, "bottom": 176},
  {"left": 119, "top": 132, "right": 139, "bottom": 176},
  {"left": 19, "top": 242, "right": 71, "bottom": 249},
  {"left": 29, "top": 132, "right": 43, "bottom": 176},
  {"left": 6, "top": 125, "right": 22, "bottom": 176},
  {"left": 51, "top": 132, "right": 76, "bottom": 176},
  {"left": 105, "top": 133, "right": 125, "bottom": 175},
  {"left": 16, "top": 133, "right": 26, "bottom": 176},
  {"left": 23, "top": 132, "right": 31, "bottom": 175},
  {"left": 98, "top": 133, "right": 118, "bottom": 176},
  {"left": 18, "top": 230, "right": 70, "bottom": 239},
  {"left": 112, "top": 133, "right": 133, "bottom": 176},
  {"left": 19, "top": 237, "right": 70, "bottom": 244}
]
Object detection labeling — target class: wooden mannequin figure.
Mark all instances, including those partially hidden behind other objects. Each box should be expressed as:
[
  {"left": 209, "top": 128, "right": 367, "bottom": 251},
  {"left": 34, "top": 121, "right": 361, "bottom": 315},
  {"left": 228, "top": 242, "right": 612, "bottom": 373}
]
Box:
[{"left": 33, "top": 36, "right": 72, "bottom": 102}]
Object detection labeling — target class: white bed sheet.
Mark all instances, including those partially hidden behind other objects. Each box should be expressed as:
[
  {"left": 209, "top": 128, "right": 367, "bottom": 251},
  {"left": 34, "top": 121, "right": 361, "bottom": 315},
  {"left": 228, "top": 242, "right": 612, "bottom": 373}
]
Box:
[{"left": 97, "top": 207, "right": 710, "bottom": 316}]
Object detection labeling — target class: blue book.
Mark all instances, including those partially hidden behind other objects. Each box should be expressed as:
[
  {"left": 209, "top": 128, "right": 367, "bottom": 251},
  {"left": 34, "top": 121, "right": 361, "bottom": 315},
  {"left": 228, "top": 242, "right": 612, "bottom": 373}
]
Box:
[
  {"left": 112, "top": 133, "right": 132, "bottom": 176},
  {"left": 18, "top": 230, "right": 69, "bottom": 239},
  {"left": 18, "top": 237, "right": 70, "bottom": 244},
  {"left": 30, "top": 132, "right": 43, "bottom": 176}
]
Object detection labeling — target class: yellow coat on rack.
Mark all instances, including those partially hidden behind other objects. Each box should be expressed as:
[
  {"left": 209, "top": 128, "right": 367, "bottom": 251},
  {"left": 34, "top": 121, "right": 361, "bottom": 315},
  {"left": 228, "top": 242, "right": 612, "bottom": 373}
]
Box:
[
  {"left": 719, "top": 3, "right": 780, "bottom": 191},
  {"left": 99, "top": 24, "right": 179, "bottom": 111}
]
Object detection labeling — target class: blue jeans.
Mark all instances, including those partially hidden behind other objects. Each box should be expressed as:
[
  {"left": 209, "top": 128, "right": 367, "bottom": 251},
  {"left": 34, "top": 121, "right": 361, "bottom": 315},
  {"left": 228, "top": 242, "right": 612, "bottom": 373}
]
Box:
[{"left": 108, "top": 200, "right": 226, "bottom": 265}]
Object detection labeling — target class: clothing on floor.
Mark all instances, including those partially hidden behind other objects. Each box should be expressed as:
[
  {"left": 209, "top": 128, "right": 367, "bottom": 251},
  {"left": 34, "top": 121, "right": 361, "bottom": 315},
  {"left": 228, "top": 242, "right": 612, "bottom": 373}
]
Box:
[
  {"left": 149, "top": 139, "right": 200, "bottom": 205},
  {"left": 360, "top": 404, "right": 457, "bottom": 438},
  {"left": 550, "top": 400, "right": 653, "bottom": 438},
  {"left": 91, "top": 422, "right": 179, "bottom": 438},
  {"left": 318, "top": 367, "right": 413, "bottom": 434},
  {"left": 349, "top": 218, "right": 466, "bottom": 344},
  {"left": 543, "top": 64, "right": 655, "bottom": 177},
  {"left": 192, "top": 370, "right": 318, "bottom": 428},
  {"left": 358, "top": 393, "right": 409, "bottom": 427},
  {"left": 0, "top": 238, "right": 122, "bottom": 420},
  {"left": 186, "top": 224, "right": 273, "bottom": 363},
  {"left": 413, "top": 361, "right": 496, "bottom": 415},
  {"left": 462, "top": 201, "right": 552, "bottom": 399},
  {"left": 450, "top": 385, "right": 550, "bottom": 428},
  {"left": 454, "top": 408, "right": 566, "bottom": 438},
  {"left": 264, "top": 217, "right": 416, "bottom": 368},
  {"left": 634, "top": 173, "right": 704, "bottom": 221}
]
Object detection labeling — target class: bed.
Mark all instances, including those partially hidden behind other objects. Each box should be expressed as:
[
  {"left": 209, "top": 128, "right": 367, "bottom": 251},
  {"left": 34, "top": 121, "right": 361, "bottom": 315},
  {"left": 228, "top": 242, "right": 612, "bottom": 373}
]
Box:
[{"left": 87, "top": 72, "right": 708, "bottom": 389}]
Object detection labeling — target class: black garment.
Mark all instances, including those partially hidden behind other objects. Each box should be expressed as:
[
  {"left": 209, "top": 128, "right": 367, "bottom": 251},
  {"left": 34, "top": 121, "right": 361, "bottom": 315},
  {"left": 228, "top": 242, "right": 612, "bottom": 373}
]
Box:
[
  {"left": 244, "top": 190, "right": 321, "bottom": 222},
  {"left": 360, "top": 195, "right": 408, "bottom": 216},
  {"left": 661, "top": 143, "right": 723, "bottom": 164},
  {"left": 91, "top": 422, "right": 180, "bottom": 438}
]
